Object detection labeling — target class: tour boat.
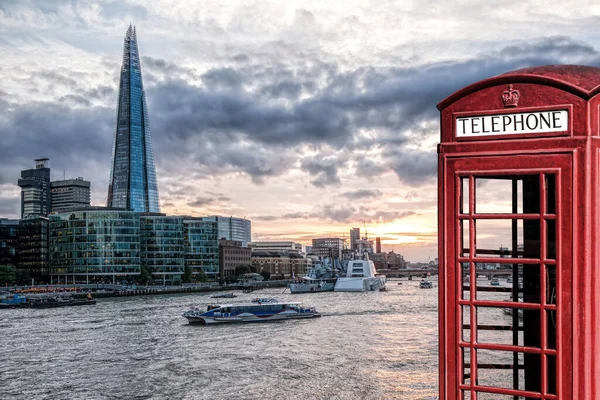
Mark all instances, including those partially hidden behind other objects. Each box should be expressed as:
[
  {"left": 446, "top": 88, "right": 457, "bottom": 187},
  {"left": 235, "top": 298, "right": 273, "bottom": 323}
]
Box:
[
  {"left": 182, "top": 302, "right": 321, "bottom": 324},
  {"left": 334, "top": 254, "right": 386, "bottom": 292}
]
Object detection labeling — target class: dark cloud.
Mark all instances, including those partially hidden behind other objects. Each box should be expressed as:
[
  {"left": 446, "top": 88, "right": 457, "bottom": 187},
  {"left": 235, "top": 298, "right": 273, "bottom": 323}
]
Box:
[
  {"left": 300, "top": 157, "right": 343, "bottom": 188},
  {"left": 188, "top": 197, "right": 214, "bottom": 207},
  {"left": 2, "top": 33, "right": 600, "bottom": 216},
  {"left": 58, "top": 94, "right": 92, "bottom": 107},
  {"left": 340, "top": 189, "right": 382, "bottom": 200}
]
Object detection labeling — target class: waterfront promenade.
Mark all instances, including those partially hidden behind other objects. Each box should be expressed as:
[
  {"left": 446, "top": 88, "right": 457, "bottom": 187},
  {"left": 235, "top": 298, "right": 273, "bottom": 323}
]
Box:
[{"left": 0, "top": 280, "right": 292, "bottom": 299}]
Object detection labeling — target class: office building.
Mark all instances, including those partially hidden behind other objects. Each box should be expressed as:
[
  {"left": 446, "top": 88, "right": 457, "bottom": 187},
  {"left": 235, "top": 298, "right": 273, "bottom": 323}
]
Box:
[
  {"left": 202, "top": 216, "right": 251, "bottom": 247},
  {"left": 140, "top": 214, "right": 184, "bottom": 284},
  {"left": 17, "top": 217, "right": 50, "bottom": 282},
  {"left": 18, "top": 158, "right": 51, "bottom": 218},
  {"left": 183, "top": 218, "right": 219, "bottom": 279},
  {"left": 219, "top": 239, "right": 252, "bottom": 279},
  {"left": 376, "top": 237, "right": 382, "bottom": 254},
  {"left": 248, "top": 241, "right": 302, "bottom": 254},
  {"left": 107, "top": 26, "right": 160, "bottom": 212},
  {"left": 311, "top": 238, "right": 345, "bottom": 259},
  {"left": 350, "top": 228, "right": 360, "bottom": 251},
  {"left": 251, "top": 251, "right": 310, "bottom": 279},
  {"left": 51, "top": 178, "right": 91, "bottom": 213},
  {"left": 49, "top": 208, "right": 141, "bottom": 284},
  {"left": 0, "top": 219, "right": 19, "bottom": 266}
]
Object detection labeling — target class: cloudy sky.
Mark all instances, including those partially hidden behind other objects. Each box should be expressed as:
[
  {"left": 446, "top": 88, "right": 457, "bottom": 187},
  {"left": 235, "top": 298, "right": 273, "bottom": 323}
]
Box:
[{"left": 2, "top": 1, "right": 600, "bottom": 262}]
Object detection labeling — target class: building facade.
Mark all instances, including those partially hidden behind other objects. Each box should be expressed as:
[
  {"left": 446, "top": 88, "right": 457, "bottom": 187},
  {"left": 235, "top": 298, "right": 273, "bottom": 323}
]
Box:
[
  {"left": 17, "top": 217, "right": 50, "bottom": 282},
  {"left": 18, "top": 158, "right": 51, "bottom": 219},
  {"left": 311, "top": 238, "right": 345, "bottom": 259},
  {"left": 0, "top": 219, "right": 19, "bottom": 267},
  {"left": 51, "top": 178, "right": 91, "bottom": 213},
  {"left": 202, "top": 216, "right": 251, "bottom": 247},
  {"left": 107, "top": 26, "right": 160, "bottom": 213},
  {"left": 219, "top": 239, "right": 252, "bottom": 279},
  {"left": 251, "top": 251, "right": 310, "bottom": 279},
  {"left": 350, "top": 228, "right": 360, "bottom": 251},
  {"left": 183, "top": 218, "right": 219, "bottom": 279},
  {"left": 49, "top": 208, "right": 141, "bottom": 284},
  {"left": 140, "top": 214, "right": 184, "bottom": 284},
  {"left": 248, "top": 241, "right": 302, "bottom": 253}
]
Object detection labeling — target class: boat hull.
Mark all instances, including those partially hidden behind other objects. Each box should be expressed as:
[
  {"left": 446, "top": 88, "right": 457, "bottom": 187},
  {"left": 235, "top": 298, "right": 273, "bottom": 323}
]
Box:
[
  {"left": 334, "top": 276, "right": 386, "bottom": 292},
  {"left": 184, "top": 311, "right": 321, "bottom": 324},
  {"left": 289, "top": 281, "right": 335, "bottom": 294}
]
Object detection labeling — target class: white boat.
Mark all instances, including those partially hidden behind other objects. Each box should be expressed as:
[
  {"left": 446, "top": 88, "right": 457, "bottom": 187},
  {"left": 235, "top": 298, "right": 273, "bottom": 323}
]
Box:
[
  {"left": 182, "top": 302, "right": 321, "bottom": 324},
  {"left": 334, "top": 254, "right": 386, "bottom": 292},
  {"left": 419, "top": 280, "right": 433, "bottom": 289}
]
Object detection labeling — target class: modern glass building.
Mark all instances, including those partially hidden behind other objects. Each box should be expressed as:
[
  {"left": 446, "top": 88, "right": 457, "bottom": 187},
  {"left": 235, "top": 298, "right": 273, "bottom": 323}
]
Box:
[
  {"left": 201, "top": 216, "right": 251, "bottom": 247},
  {"left": 0, "top": 219, "right": 19, "bottom": 267},
  {"left": 107, "top": 25, "right": 160, "bottom": 213},
  {"left": 140, "top": 214, "right": 184, "bottom": 284},
  {"left": 183, "top": 218, "right": 219, "bottom": 279},
  {"left": 49, "top": 208, "right": 140, "bottom": 284},
  {"left": 17, "top": 217, "right": 50, "bottom": 282}
]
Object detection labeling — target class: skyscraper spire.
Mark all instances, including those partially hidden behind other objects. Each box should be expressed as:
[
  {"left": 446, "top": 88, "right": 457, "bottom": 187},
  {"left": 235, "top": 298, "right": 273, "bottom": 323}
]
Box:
[{"left": 107, "top": 26, "right": 160, "bottom": 212}]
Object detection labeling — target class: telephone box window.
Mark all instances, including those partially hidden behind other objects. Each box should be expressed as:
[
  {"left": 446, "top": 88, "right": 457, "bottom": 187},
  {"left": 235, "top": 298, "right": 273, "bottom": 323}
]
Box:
[{"left": 456, "top": 170, "right": 560, "bottom": 398}]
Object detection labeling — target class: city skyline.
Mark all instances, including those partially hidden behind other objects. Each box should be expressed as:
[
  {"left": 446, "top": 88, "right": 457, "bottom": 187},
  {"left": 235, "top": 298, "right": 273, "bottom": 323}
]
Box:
[{"left": 2, "top": 2, "right": 600, "bottom": 261}]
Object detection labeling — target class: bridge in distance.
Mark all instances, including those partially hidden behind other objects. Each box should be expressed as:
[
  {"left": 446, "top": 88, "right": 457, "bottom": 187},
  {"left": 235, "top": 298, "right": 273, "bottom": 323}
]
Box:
[{"left": 378, "top": 268, "right": 515, "bottom": 278}]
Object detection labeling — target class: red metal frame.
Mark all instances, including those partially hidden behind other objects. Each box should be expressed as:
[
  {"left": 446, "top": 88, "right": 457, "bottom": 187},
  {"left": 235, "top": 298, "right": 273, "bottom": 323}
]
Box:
[{"left": 438, "top": 66, "right": 600, "bottom": 400}]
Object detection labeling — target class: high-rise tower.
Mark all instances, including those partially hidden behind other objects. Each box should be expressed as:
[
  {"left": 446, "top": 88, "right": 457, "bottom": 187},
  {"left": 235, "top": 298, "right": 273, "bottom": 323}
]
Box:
[
  {"left": 107, "top": 25, "right": 160, "bottom": 212},
  {"left": 18, "top": 158, "right": 51, "bottom": 219}
]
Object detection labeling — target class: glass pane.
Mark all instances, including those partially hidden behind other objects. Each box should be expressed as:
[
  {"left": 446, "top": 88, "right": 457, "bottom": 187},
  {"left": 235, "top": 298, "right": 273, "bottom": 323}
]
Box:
[
  {"left": 475, "top": 178, "right": 518, "bottom": 214},
  {"left": 462, "top": 347, "right": 471, "bottom": 384},
  {"left": 476, "top": 306, "right": 524, "bottom": 346},
  {"left": 546, "top": 354, "right": 557, "bottom": 395},
  {"left": 462, "top": 177, "right": 470, "bottom": 214},
  {"left": 474, "top": 219, "right": 524, "bottom": 259},
  {"left": 461, "top": 262, "right": 470, "bottom": 300},
  {"left": 546, "top": 219, "right": 556, "bottom": 260},
  {"left": 461, "top": 219, "right": 470, "bottom": 257},
  {"left": 545, "top": 175, "right": 556, "bottom": 214},
  {"left": 476, "top": 349, "right": 526, "bottom": 392},
  {"left": 462, "top": 305, "right": 471, "bottom": 342}
]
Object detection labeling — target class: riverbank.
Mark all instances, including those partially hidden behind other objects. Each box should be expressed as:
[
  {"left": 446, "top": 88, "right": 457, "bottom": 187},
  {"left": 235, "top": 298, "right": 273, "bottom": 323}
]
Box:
[{"left": 1, "top": 280, "right": 292, "bottom": 300}]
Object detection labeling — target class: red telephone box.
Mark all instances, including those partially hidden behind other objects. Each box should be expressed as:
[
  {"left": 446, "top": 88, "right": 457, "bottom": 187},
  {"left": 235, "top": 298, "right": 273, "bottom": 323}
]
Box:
[{"left": 438, "top": 66, "right": 600, "bottom": 399}]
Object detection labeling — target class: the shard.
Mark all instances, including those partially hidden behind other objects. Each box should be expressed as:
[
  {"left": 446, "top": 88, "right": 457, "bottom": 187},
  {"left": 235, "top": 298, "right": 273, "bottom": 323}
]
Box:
[{"left": 107, "top": 25, "right": 160, "bottom": 212}]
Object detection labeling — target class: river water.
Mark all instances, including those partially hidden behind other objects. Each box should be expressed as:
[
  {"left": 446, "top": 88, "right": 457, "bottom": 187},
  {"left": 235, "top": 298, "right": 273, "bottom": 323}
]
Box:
[{"left": 0, "top": 279, "right": 439, "bottom": 400}]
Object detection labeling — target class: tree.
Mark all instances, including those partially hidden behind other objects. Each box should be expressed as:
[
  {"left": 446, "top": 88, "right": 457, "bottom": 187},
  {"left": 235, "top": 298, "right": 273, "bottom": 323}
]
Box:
[
  {"left": 182, "top": 266, "right": 194, "bottom": 283},
  {"left": 235, "top": 265, "right": 251, "bottom": 277},
  {"left": 136, "top": 266, "right": 153, "bottom": 285},
  {"left": 15, "top": 268, "right": 32, "bottom": 285},
  {"left": 0, "top": 265, "right": 16, "bottom": 285},
  {"left": 260, "top": 270, "right": 271, "bottom": 281},
  {"left": 195, "top": 269, "right": 208, "bottom": 282}
]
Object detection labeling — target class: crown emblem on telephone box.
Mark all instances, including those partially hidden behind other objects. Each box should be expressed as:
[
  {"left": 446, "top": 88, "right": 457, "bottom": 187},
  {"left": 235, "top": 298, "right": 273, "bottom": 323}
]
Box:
[{"left": 502, "top": 85, "right": 520, "bottom": 107}]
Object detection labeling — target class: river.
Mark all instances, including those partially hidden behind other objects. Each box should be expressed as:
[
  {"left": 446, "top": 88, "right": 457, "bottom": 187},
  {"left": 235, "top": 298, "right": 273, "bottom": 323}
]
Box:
[{"left": 0, "top": 279, "right": 438, "bottom": 400}]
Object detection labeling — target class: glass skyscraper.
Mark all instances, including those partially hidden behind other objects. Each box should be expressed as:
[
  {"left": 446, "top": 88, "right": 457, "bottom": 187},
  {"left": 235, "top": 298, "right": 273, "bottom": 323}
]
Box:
[{"left": 107, "top": 25, "right": 160, "bottom": 212}]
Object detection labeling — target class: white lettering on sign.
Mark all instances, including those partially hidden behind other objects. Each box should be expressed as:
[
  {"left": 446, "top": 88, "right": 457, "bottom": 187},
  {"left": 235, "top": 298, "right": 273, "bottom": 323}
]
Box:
[{"left": 456, "top": 110, "right": 568, "bottom": 137}]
